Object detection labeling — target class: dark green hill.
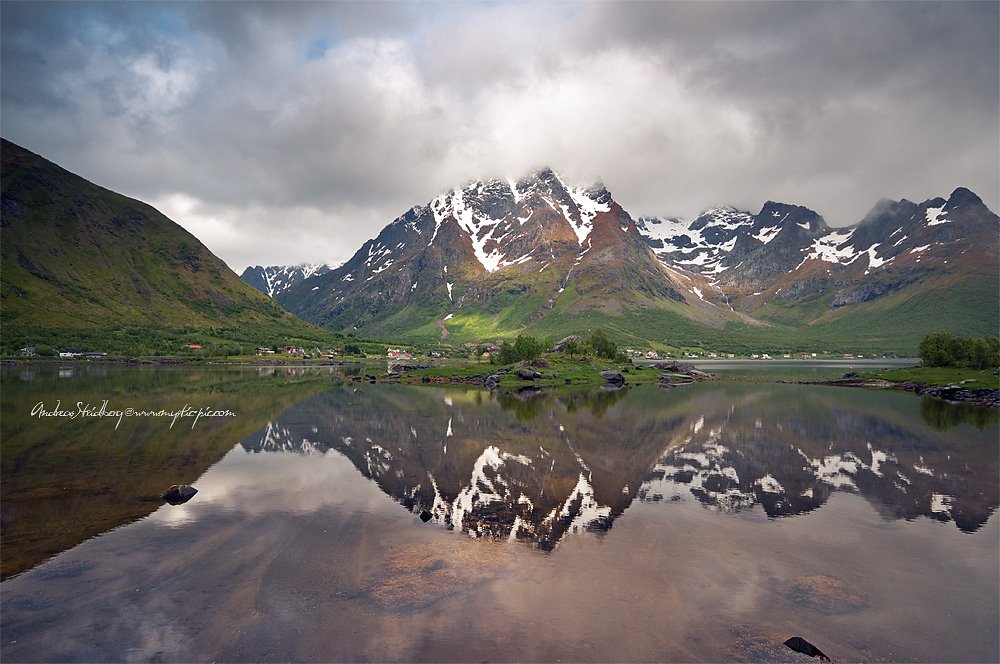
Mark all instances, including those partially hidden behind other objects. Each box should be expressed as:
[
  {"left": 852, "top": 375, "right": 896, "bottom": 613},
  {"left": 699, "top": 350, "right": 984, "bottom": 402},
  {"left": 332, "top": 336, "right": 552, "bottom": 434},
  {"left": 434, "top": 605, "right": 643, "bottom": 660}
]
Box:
[{"left": 0, "top": 139, "right": 338, "bottom": 354}]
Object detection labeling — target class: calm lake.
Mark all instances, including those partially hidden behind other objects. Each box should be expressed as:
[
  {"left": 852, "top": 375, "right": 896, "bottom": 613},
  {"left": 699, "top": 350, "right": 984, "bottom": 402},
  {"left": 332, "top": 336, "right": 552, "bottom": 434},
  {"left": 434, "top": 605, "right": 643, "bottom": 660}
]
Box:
[{"left": 2, "top": 365, "right": 997, "bottom": 663}]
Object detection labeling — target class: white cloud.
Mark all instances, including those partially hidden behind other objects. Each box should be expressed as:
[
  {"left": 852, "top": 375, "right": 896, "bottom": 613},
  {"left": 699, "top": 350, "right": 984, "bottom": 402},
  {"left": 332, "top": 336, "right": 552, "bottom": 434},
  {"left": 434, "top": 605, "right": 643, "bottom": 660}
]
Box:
[{"left": 2, "top": 1, "right": 997, "bottom": 270}]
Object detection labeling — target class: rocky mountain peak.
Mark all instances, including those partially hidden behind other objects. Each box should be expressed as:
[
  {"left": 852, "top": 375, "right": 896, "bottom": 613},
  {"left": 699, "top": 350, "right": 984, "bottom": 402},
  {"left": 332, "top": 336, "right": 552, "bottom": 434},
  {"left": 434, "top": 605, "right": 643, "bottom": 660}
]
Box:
[
  {"left": 944, "top": 186, "right": 989, "bottom": 216},
  {"left": 754, "top": 201, "right": 829, "bottom": 234}
]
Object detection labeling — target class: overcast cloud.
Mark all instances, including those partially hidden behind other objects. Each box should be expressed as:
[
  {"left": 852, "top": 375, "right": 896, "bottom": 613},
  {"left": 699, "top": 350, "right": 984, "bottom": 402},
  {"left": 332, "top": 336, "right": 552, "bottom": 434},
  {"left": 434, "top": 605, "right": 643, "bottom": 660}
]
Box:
[{"left": 2, "top": 1, "right": 997, "bottom": 272}]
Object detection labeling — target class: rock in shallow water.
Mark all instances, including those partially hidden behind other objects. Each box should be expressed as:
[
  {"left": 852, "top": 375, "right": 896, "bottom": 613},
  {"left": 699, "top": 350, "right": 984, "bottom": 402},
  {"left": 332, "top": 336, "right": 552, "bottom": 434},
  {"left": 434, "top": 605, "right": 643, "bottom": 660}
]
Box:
[
  {"left": 784, "top": 636, "right": 831, "bottom": 661},
  {"left": 161, "top": 484, "right": 198, "bottom": 505}
]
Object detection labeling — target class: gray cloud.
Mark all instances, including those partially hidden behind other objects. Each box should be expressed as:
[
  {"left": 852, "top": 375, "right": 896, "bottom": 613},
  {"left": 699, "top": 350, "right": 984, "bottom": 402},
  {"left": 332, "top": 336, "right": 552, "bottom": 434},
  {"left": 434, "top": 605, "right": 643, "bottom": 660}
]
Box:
[{"left": 2, "top": 1, "right": 997, "bottom": 271}]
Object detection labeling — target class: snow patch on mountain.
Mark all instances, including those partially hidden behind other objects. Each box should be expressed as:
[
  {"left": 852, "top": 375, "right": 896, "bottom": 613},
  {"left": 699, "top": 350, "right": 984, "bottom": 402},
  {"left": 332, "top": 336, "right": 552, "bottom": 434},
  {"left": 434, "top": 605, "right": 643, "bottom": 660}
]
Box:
[
  {"left": 635, "top": 216, "right": 689, "bottom": 244},
  {"left": 803, "top": 229, "right": 856, "bottom": 264},
  {"left": 752, "top": 224, "right": 782, "bottom": 245},
  {"left": 862, "top": 244, "right": 887, "bottom": 274},
  {"left": 925, "top": 205, "right": 949, "bottom": 226},
  {"left": 567, "top": 185, "right": 610, "bottom": 242},
  {"left": 637, "top": 206, "right": 755, "bottom": 277}
]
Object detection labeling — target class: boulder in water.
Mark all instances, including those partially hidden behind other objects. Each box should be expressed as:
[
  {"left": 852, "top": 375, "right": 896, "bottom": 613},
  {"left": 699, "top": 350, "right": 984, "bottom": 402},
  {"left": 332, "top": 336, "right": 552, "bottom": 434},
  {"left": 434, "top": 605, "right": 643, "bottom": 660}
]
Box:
[{"left": 161, "top": 484, "right": 197, "bottom": 505}]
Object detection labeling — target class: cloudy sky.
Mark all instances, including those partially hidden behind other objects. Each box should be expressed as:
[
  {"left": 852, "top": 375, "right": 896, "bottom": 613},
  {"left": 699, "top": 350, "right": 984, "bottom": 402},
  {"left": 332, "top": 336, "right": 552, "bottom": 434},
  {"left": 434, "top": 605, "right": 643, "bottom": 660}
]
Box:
[{"left": 2, "top": 1, "right": 997, "bottom": 272}]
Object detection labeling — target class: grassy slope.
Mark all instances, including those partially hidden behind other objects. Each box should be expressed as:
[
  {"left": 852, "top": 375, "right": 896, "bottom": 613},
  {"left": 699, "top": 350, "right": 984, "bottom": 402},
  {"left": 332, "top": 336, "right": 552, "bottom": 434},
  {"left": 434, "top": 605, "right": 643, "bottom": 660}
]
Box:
[
  {"left": 374, "top": 275, "right": 998, "bottom": 357},
  {"left": 804, "top": 278, "right": 999, "bottom": 346},
  {"left": 1, "top": 140, "right": 344, "bottom": 354},
  {"left": 338, "top": 253, "right": 996, "bottom": 355}
]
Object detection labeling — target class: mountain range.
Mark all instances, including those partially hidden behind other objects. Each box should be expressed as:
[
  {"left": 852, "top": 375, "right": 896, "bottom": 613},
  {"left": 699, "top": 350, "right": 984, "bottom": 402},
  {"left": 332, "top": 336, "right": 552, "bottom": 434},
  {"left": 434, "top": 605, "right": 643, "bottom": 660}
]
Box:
[
  {"left": 240, "top": 262, "right": 340, "bottom": 298},
  {"left": 1, "top": 137, "right": 993, "bottom": 356},
  {"left": 270, "top": 168, "right": 998, "bottom": 353}
]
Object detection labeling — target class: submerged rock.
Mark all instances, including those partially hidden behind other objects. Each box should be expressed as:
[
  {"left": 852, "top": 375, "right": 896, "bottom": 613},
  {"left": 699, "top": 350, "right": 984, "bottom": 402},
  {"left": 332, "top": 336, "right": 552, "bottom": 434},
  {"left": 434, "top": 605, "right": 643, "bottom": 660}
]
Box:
[
  {"left": 784, "top": 636, "right": 831, "bottom": 662},
  {"left": 161, "top": 484, "right": 197, "bottom": 505},
  {"left": 782, "top": 574, "right": 869, "bottom": 614}
]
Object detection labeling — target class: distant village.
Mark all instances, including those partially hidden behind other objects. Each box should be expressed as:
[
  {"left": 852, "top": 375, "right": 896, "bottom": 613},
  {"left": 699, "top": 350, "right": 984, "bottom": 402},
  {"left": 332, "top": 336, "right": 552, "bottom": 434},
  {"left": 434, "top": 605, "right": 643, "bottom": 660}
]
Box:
[{"left": 16, "top": 342, "right": 873, "bottom": 362}]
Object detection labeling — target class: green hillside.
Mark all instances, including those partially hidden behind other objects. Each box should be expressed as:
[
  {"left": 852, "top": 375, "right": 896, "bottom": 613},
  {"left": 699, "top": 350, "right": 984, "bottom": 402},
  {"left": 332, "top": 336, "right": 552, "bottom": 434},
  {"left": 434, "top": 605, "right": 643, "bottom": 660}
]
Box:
[
  {"left": 346, "top": 282, "right": 997, "bottom": 357},
  {"left": 0, "top": 139, "right": 342, "bottom": 354}
]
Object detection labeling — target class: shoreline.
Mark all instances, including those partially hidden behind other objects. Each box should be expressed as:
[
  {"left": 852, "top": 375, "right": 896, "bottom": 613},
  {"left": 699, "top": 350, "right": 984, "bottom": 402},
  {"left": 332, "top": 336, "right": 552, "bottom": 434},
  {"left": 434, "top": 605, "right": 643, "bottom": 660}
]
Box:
[
  {"left": 780, "top": 377, "right": 1000, "bottom": 408},
  {"left": 6, "top": 358, "right": 998, "bottom": 408}
]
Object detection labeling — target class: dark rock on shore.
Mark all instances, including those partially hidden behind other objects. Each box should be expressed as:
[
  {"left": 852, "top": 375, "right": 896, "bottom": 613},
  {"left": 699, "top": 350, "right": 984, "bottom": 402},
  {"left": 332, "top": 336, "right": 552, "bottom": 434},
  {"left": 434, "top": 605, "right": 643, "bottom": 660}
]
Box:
[
  {"left": 798, "top": 376, "right": 1000, "bottom": 408},
  {"left": 388, "top": 363, "right": 428, "bottom": 374},
  {"left": 652, "top": 361, "right": 716, "bottom": 380},
  {"left": 600, "top": 370, "right": 625, "bottom": 386},
  {"left": 515, "top": 368, "right": 541, "bottom": 380},
  {"left": 899, "top": 382, "right": 1000, "bottom": 408}
]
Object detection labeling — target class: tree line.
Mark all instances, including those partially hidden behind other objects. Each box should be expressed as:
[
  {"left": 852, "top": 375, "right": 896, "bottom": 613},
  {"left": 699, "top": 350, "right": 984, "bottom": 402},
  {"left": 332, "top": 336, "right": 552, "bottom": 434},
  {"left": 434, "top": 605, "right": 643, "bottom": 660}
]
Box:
[
  {"left": 495, "top": 329, "right": 624, "bottom": 364},
  {"left": 919, "top": 332, "right": 999, "bottom": 370}
]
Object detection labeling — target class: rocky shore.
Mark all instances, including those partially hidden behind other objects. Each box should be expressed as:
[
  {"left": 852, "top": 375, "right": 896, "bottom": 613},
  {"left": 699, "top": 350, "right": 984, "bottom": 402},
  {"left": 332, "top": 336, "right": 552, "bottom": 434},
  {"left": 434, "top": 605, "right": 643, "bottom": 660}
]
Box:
[{"left": 782, "top": 376, "right": 1000, "bottom": 408}]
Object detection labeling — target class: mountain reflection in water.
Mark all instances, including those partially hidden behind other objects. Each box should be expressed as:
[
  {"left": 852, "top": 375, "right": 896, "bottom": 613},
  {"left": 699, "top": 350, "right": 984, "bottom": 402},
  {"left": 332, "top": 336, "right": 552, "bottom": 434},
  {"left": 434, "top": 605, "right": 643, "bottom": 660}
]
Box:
[
  {"left": 240, "top": 382, "right": 998, "bottom": 548},
  {"left": 3, "top": 374, "right": 998, "bottom": 664}
]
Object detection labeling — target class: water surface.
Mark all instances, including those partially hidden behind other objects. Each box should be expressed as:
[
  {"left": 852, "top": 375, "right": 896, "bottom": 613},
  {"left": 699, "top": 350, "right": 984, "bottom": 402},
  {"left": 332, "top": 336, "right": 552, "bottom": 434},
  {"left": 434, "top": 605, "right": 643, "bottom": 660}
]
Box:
[{"left": 1, "top": 366, "right": 997, "bottom": 662}]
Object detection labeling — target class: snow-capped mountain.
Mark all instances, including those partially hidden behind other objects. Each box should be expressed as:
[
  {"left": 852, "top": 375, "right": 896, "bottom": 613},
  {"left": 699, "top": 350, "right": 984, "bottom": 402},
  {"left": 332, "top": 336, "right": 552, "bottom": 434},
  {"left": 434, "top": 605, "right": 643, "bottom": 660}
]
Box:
[
  {"left": 274, "top": 168, "right": 997, "bottom": 351},
  {"left": 637, "top": 187, "right": 997, "bottom": 306},
  {"left": 241, "top": 262, "right": 339, "bottom": 298},
  {"left": 278, "top": 168, "right": 708, "bottom": 336}
]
